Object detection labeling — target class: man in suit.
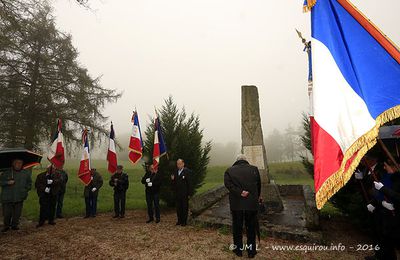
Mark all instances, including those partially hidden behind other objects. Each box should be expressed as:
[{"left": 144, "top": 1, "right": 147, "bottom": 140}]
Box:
[
  {"left": 141, "top": 164, "right": 162, "bottom": 223},
  {"left": 0, "top": 158, "right": 32, "bottom": 232},
  {"left": 109, "top": 165, "right": 129, "bottom": 218},
  {"left": 224, "top": 154, "right": 262, "bottom": 258},
  {"left": 84, "top": 169, "right": 103, "bottom": 218},
  {"left": 171, "top": 159, "right": 191, "bottom": 226},
  {"left": 35, "top": 165, "right": 62, "bottom": 227}
]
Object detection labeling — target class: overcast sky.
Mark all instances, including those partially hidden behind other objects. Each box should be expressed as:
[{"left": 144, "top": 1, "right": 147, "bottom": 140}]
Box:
[{"left": 52, "top": 0, "right": 400, "bottom": 144}]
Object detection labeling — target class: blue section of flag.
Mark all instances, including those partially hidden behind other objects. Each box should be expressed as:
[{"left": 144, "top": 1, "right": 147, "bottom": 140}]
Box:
[
  {"left": 312, "top": 0, "right": 400, "bottom": 119},
  {"left": 133, "top": 113, "right": 143, "bottom": 146},
  {"left": 110, "top": 124, "right": 115, "bottom": 140}
]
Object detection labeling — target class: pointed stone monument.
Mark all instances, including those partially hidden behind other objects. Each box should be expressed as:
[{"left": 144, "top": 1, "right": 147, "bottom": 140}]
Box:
[{"left": 241, "top": 85, "right": 283, "bottom": 212}]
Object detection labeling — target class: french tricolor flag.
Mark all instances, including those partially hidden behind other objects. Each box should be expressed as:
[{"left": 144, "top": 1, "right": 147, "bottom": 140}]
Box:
[
  {"left": 79, "top": 128, "right": 92, "bottom": 185},
  {"left": 107, "top": 123, "right": 118, "bottom": 173},
  {"left": 152, "top": 114, "right": 167, "bottom": 171},
  {"left": 128, "top": 111, "right": 143, "bottom": 164},
  {"left": 47, "top": 119, "right": 65, "bottom": 169},
  {"left": 308, "top": 0, "right": 400, "bottom": 209}
]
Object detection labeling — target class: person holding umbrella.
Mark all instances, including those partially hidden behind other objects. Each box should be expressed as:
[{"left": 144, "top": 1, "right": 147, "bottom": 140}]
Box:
[{"left": 0, "top": 158, "right": 32, "bottom": 232}]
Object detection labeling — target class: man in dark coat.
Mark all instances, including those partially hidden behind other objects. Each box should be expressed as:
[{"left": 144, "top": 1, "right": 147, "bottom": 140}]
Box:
[
  {"left": 55, "top": 167, "right": 68, "bottom": 218},
  {"left": 35, "top": 165, "right": 62, "bottom": 227},
  {"left": 84, "top": 169, "right": 103, "bottom": 218},
  {"left": 224, "top": 154, "right": 261, "bottom": 258},
  {"left": 171, "top": 159, "right": 192, "bottom": 226},
  {"left": 109, "top": 165, "right": 129, "bottom": 218},
  {"left": 0, "top": 158, "right": 32, "bottom": 232},
  {"left": 141, "top": 164, "right": 162, "bottom": 223}
]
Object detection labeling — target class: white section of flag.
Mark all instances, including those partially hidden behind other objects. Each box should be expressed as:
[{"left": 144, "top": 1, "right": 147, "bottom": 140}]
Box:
[{"left": 311, "top": 38, "right": 375, "bottom": 152}]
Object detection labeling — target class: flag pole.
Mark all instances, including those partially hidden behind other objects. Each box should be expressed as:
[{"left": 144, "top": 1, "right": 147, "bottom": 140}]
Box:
[{"left": 377, "top": 138, "right": 400, "bottom": 171}]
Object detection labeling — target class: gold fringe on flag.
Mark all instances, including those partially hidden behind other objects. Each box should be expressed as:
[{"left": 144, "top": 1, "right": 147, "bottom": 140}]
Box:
[
  {"left": 303, "top": 0, "right": 317, "bottom": 13},
  {"left": 316, "top": 105, "right": 400, "bottom": 209}
]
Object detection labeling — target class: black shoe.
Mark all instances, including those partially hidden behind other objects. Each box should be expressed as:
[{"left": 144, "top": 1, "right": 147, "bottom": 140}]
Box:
[
  {"left": 180, "top": 223, "right": 187, "bottom": 226},
  {"left": 48, "top": 221, "right": 56, "bottom": 225},
  {"left": 11, "top": 226, "right": 19, "bottom": 230},
  {"left": 155, "top": 219, "right": 160, "bottom": 223},
  {"left": 175, "top": 222, "right": 181, "bottom": 226},
  {"left": 233, "top": 249, "right": 242, "bottom": 257},
  {"left": 91, "top": 215, "right": 96, "bottom": 218},
  {"left": 1, "top": 227, "right": 10, "bottom": 233},
  {"left": 56, "top": 215, "right": 64, "bottom": 219},
  {"left": 119, "top": 215, "right": 125, "bottom": 219},
  {"left": 113, "top": 215, "right": 119, "bottom": 218},
  {"left": 36, "top": 223, "right": 44, "bottom": 228},
  {"left": 84, "top": 215, "right": 90, "bottom": 219},
  {"left": 146, "top": 219, "right": 154, "bottom": 223},
  {"left": 248, "top": 253, "right": 256, "bottom": 258}
]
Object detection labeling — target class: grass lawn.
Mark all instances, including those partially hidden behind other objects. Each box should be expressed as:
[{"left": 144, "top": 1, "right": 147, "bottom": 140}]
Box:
[{"left": 21, "top": 161, "right": 335, "bottom": 220}]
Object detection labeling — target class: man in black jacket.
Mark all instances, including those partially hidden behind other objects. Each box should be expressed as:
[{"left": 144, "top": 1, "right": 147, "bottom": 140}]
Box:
[
  {"left": 84, "top": 169, "right": 103, "bottom": 218},
  {"left": 109, "top": 165, "right": 129, "bottom": 218},
  {"left": 171, "top": 159, "right": 192, "bottom": 226},
  {"left": 224, "top": 154, "right": 261, "bottom": 258},
  {"left": 35, "top": 165, "right": 62, "bottom": 227},
  {"left": 141, "top": 164, "right": 162, "bottom": 223}
]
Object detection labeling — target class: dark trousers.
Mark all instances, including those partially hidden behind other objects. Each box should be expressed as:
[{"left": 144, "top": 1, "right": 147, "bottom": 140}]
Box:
[
  {"left": 231, "top": 210, "right": 258, "bottom": 255},
  {"left": 113, "top": 191, "right": 126, "bottom": 216},
  {"left": 56, "top": 192, "right": 65, "bottom": 217},
  {"left": 2, "top": 201, "right": 23, "bottom": 228},
  {"left": 146, "top": 192, "right": 160, "bottom": 221},
  {"left": 176, "top": 195, "right": 189, "bottom": 224},
  {"left": 85, "top": 194, "right": 98, "bottom": 217},
  {"left": 39, "top": 195, "right": 57, "bottom": 224}
]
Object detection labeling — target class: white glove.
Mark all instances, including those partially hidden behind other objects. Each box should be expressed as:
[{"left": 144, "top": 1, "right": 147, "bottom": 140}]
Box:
[
  {"left": 374, "top": 181, "right": 384, "bottom": 191},
  {"left": 146, "top": 178, "right": 150, "bottom": 183},
  {"left": 354, "top": 170, "right": 363, "bottom": 180},
  {"left": 148, "top": 182, "right": 153, "bottom": 187},
  {"left": 45, "top": 187, "right": 51, "bottom": 193},
  {"left": 91, "top": 187, "right": 97, "bottom": 192},
  {"left": 47, "top": 179, "right": 53, "bottom": 185},
  {"left": 91, "top": 176, "right": 93, "bottom": 181},
  {"left": 382, "top": 201, "right": 395, "bottom": 211},
  {"left": 367, "top": 204, "right": 375, "bottom": 213}
]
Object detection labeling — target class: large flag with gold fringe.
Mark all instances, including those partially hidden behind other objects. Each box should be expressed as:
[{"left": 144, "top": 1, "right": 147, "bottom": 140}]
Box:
[{"left": 306, "top": 0, "right": 400, "bottom": 209}]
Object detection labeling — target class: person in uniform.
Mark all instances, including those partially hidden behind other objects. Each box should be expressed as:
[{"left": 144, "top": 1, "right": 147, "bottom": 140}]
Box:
[
  {"left": 109, "top": 165, "right": 129, "bottom": 218},
  {"left": 35, "top": 165, "right": 62, "bottom": 227},
  {"left": 224, "top": 154, "right": 262, "bottom": 258},
  {"left": 141, "top": 164, "right": 162, "bottom": 223},
  {"left": 55, "top": 167, "right": 68, "bottom": 218},
  {"left": 171, "top": 159, "right": 192, "bottom": 226},
  {"left": 84, "top": 169, "right": 103, "bottom": 218},
  {"left": 0, "top": 158, "right": 32, "bottom": 232}
]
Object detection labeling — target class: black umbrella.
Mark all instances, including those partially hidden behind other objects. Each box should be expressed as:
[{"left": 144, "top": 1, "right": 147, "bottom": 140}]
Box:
[{"left": 0, "top": 148, "right": 43, "bottom": 170}]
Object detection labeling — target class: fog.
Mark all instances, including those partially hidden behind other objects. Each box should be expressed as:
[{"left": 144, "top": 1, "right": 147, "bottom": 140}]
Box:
[{"left": 52, "top": 0, "right": 400, "bottom": 145}]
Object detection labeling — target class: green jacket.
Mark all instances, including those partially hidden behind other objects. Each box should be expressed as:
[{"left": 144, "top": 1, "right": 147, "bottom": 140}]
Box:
[
  {"left": 0, "top": 168, "right": 32, "bottom": 203},
  {"left": 84, "top": 171, "right": 103, "bottom": 197}
]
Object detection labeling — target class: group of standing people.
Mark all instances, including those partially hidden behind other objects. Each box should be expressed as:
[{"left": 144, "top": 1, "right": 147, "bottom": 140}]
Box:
[
  {"left": 354, "top": 150, "right": 400, "bottom": 260},
  {"left": 0, "top": 157, "right": 193, "bottom": 232}
]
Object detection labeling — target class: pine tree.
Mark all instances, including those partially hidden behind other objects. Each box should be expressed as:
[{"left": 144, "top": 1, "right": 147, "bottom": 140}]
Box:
[{"left": 143, "top": 97, "right": 211, "bottom": 206}]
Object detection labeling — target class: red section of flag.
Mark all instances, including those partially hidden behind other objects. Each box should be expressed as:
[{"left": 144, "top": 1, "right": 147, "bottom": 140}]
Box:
[
  {"left": 312, "top": 119, "right": 344, "bottom": 193},
  {"left": 128, "top": 112, "right": 143, "bottom": 164},
  {"left": 78, "top": 129, "right": 91, "bottom": 185},
  {"left": 393, "top": 128, "right": 400, "bottom": 137}
]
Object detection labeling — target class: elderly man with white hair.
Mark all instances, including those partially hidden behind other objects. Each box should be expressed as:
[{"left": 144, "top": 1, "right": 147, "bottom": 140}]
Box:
[{"left": 224, "top": 154, "right": 262, "bottom": 258}]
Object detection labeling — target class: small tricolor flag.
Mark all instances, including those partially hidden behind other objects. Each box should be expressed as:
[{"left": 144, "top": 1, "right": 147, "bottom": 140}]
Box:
[
  {"left": 78, "top": 128, "right": 92, "bottom": 185},
  {"left": 128, "top": 111, "right": 143, "bottom": 164},
  {"left": 307, "top": 0, "right": 400, "bottom": 209},
  {"left": 47, "top": 118, "right": 65, "bottom": 169},
  {"left": 152, "top": 114, "right": 167, "bottom": 171},
  {"left": 107, "top": 123, "right": 118, "bottom": 173}
]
